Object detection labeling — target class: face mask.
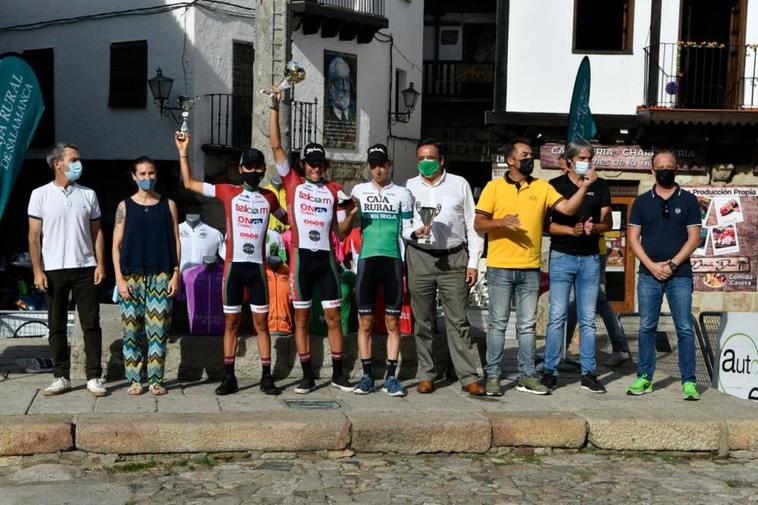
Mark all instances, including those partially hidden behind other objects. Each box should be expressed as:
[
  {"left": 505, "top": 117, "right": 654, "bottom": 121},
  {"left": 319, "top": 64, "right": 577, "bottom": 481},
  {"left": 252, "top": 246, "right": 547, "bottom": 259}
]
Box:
[
  {"left": 64, "top": 161, "right": 83, "bottom": 182},
  {"left": 417, "top": 159, "right": 440, "bottom": 178},
  {"left": 517, "top": 157, "right": 534, "bottom": 176},
  {"left": 574, "top": 160, "right": 590, "bottom": 176},
  {"left": 655, "top": 169, "right": 676, "bottom": 188},
  {"left": 242, "top": 171, "right": 263, "bottom": 188},
  {"left": 136, "top": 178, "right": 156, "bottom": 191}
]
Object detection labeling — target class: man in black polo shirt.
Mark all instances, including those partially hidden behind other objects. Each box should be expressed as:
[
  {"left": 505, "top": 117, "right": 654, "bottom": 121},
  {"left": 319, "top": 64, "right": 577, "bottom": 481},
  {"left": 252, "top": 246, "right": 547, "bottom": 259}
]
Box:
[
  {"left": 626, "top": 150, "right": 701, "bottom": 400},
  {"left": 542, "top": 140, "right": 612, "bottom": 393}
]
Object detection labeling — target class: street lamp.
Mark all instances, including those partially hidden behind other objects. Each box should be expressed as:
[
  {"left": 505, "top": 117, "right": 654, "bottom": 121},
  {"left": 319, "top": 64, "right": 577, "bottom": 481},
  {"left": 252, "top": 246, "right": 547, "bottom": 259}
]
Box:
[
  {"left": 148, "top": 68, "right": 183, "bottom": 123},
  {"left": 389, "top": 82, "right": 421, "bottom": 124}
]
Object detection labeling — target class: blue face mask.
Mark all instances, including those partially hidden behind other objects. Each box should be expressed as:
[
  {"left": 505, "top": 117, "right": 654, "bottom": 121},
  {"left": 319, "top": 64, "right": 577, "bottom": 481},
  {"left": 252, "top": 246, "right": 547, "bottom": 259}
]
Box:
[
  {"left": 574, "top": 160, "right": 590, "bottom": 176},
  {"left": 136, "top": 178, "right": 156, "bottom": 191},
  {"left": 64, "top": 161, "right": 83, "bottom": 182}
]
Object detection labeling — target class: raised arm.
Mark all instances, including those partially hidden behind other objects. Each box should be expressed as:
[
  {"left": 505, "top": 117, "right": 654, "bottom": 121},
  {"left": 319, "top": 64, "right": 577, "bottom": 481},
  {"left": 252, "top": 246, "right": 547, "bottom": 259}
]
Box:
[
  {"left": 175, "top": 133, "right": 204, "bottom": 194},
  {"left": 269, "top": 92, "right": 289, "bottom": 172}
]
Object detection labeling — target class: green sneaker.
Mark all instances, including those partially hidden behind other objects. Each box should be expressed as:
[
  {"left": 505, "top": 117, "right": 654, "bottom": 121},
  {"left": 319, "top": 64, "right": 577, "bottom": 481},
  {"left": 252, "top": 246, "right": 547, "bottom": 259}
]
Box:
[
  {"left": 626, "top": 374, "right": 653, "bottom": 396},
  {"left": 515, "top": 376, "right": 550, "bottom": 395},
  {"left": 485, "top": 377, "right": 503, "bottom": 397},
  {"left": 682, "top": 381, "right": 700, "bottom": 401}
]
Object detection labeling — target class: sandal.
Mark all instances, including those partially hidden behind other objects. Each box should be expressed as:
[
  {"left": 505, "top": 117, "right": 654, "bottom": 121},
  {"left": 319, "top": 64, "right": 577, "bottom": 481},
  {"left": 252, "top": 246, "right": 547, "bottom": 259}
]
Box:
[
  {"left": 127, "top": 382, "right": 144, "bottom": 396},
  {"left": 149, "top": 383, "right": 168, "bottom": 396}
]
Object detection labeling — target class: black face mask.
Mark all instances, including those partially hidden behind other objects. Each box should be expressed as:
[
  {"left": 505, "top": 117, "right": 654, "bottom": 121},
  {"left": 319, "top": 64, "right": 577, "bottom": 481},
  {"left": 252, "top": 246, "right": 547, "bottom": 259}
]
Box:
[
  {"left": 242, "top": 172, "right": 263, "bottom": 188},
  {"left": 655, "top": 169, "right": 676, "bottom": 188},
  {"left": 518, "top": 158, "right": 534, "bottom": 176}
]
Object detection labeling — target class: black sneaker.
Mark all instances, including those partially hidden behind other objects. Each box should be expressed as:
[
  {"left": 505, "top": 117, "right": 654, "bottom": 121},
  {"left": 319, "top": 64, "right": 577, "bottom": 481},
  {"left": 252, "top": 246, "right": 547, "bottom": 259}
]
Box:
[
  {"left": 215, "top": 375, "right": 238, "bottom": 396},
  {"left": 259, "top": 375, "right": 282, "bottom": 396},
  {"left": 540, "top": 373, "right": 558, "bottom": 391},
  {"left": 294, "top": 376, "right": 315, "bottom": 394},
  {"left": 330, "top": 375, "right": 354, "bottom": 392},
  {"left": 581, "top": 374, "right": 606, "bottom": 394}
]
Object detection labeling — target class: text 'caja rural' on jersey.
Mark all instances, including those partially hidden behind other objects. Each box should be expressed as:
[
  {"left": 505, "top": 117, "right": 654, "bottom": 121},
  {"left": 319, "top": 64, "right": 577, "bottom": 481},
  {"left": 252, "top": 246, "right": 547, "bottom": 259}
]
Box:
[
  {"left": 350, "top": 181, "right": 414, "bottom": 260},
  {"left": 276, "top": 160, "right": 346, "bottom": 252},
  {"left": 202, "top": 183, "right": 285, "bottom": 264}
]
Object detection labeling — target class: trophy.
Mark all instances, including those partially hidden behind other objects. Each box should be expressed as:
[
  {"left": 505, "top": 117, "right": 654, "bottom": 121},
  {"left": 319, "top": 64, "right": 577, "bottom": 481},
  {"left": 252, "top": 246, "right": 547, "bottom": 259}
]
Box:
[
  {"left": 416, "top": 202, "right": 442, "bottom": 245},
  {"left": 176, "top": 95, "right": 198, "bottom": 140},
  {"left": 260, "top": 60, "right": 306, "bottom": 96}
]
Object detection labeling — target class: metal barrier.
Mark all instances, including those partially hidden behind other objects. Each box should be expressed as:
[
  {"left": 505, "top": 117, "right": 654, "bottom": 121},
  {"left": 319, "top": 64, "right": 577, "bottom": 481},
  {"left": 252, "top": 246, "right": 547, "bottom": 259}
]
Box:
[
  {"left": 698, "top": 311, "right": 725, "bottom": 380},
  {"left": 618, "top": 312, "right": 711, "bottom": 386},
  {"left": 0, "top": 310, "right": 75, "bottom": 338}
]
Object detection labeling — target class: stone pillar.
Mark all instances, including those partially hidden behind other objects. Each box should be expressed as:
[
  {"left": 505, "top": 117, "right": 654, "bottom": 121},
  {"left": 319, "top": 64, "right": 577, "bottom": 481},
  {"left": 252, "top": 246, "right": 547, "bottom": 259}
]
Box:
[{"left": 252, "top": 0, "right": 292, "bottom": 178}]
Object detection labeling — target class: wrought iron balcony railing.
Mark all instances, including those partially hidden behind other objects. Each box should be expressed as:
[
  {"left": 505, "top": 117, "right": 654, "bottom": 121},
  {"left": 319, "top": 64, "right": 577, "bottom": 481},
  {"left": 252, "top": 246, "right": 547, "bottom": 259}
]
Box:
[
  {"left": 310, "top": 0, "right": 384, "bottom": 17},
  {"left": 423, "top": 61, "right": 493, "bottom": 99},
  {"left": 205, "top": 94, "right": 319, "bottom": 151},
  {"left": 643, "top": 42, "right": 758, "bottom": 109}
]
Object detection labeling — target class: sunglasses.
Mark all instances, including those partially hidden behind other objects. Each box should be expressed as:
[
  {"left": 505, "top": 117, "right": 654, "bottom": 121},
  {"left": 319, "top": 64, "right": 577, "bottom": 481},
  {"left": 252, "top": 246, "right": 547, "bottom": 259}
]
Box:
[{"left": 661, "top": 200, "right": 670, "bottom": 219}]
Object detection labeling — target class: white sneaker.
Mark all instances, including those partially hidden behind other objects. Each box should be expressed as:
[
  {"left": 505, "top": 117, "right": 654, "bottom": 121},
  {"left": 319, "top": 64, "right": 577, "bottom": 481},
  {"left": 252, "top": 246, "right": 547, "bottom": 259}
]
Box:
[
  {"left": 87, "top": 378, "right": 107, "bottom": 397},
  {"left": 43, "top": 377, "right": 71, "bottom": 396},
  {"left": 606, "top": 351, "right": 631, "bottom": 367}
]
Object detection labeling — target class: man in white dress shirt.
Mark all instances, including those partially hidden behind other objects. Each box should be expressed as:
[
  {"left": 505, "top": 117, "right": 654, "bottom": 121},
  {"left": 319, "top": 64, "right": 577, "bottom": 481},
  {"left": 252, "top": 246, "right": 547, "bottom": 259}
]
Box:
[{"left": 405, "top": 138, "right": 486, "bottom": 396}]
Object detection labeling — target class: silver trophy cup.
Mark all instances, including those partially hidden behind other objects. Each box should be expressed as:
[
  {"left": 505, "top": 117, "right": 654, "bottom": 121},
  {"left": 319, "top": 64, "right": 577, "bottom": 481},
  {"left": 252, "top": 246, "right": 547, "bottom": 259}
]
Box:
[
  {"left": 260, "top": 60, "right": 307, "bottom": 96},
  {"left": 176, "top": 95, "right": 198, "bottom": 140},
  {"left": 416, "top": 202, "right": 442, "bottom": 245}
]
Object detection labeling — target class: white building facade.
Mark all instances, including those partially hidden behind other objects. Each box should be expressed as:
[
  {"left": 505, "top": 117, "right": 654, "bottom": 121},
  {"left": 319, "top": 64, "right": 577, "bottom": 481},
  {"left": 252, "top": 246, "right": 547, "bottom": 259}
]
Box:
[{"left": 0, "top": 0, "right": 423, "bottom": 180}]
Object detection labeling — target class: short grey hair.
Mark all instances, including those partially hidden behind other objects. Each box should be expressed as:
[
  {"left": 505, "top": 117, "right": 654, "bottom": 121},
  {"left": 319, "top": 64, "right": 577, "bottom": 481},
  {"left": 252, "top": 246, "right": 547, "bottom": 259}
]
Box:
[
  {"left": 46, "top": 142, "right": 79, "bottom": 168},
  {"left": 564, "top": 139, "right": 594, "bottom": 163}
]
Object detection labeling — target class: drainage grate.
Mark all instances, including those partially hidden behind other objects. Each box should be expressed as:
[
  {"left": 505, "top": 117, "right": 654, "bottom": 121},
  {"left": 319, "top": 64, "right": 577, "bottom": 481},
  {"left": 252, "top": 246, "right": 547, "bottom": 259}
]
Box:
[{"left": 283, "top": 399, "right": 341, "bottom": 410}]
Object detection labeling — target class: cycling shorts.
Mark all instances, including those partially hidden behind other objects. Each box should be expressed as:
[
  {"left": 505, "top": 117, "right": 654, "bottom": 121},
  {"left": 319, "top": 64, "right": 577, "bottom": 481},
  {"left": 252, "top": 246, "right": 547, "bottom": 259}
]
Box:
[
  {"left": 223, "top": 262, "right": 268, "bottom": 314},
  {"left": 355, "top": 257, "right": 404, "bottom": 316},
  {"left": 289, "top": 249, "right": 341, "bottom": 310}
]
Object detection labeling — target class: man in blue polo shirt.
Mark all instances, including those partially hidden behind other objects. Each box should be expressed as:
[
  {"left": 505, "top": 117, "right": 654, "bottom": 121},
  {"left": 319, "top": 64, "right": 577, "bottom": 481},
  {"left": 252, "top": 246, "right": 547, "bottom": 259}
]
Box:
[{"left": 626, "top": 150, "right": 701, "bottom": 400}]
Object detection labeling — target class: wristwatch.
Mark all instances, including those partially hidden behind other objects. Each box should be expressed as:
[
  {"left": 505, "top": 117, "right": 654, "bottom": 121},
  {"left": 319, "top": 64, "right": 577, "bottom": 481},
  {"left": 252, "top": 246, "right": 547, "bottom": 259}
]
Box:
[{"left": 668, "top": 259, "right": 679, "bottom": 271}]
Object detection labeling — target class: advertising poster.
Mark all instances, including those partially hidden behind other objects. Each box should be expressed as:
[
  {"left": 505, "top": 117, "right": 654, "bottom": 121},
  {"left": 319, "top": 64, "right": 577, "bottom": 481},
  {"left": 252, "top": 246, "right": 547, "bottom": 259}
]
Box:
[
  {"left": 714, "top": 313, "right": 758, "bottom": 401},
  {"left": 685, "top": 187, "right": 758, "bottom": 292}
]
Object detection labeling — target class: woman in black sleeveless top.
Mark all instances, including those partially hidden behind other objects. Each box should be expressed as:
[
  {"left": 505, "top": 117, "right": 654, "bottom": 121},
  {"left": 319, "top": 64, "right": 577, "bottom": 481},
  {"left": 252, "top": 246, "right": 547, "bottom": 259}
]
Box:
[{"left": 112, "top": 156, "right": 180, "bottom": 396}]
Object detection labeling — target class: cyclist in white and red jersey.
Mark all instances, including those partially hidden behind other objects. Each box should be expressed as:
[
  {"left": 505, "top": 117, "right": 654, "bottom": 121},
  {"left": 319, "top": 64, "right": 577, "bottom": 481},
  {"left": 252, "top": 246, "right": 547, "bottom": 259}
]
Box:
[
  {"left": 176, "top": 133, "right": 287, "bottom": 396},
  {"left": 269, "top": 92, "right": 352, "bottom": 394}
]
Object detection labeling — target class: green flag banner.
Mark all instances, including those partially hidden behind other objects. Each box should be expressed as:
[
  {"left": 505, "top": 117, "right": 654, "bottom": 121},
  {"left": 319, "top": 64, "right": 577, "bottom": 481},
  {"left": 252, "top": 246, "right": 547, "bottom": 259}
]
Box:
[
  {"left": 566, "top": 56, "right": 596, "bottom": 143},
  {"left": 0, "top": 54, "right": 45, "bottom": 222}
]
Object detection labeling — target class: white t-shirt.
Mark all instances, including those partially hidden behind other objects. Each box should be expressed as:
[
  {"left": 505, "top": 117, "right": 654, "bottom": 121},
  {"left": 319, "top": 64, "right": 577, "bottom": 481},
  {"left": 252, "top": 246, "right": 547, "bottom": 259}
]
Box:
[
  {"left": 178, "top": 221, "right": 224, "bottom": 271},
  {"left": 27, "top": 181, "right": 101, "bottom": 271}
]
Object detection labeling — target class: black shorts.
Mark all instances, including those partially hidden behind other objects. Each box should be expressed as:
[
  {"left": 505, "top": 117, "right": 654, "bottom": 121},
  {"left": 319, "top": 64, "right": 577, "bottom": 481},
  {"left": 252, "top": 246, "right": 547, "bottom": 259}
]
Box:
[
  {"left": 222, "top": 262, "right": 268, "bottom": 314},
  {"left": 356, "top": 256, "right": 403, "bottom": 316},
  {"left": 290, "top": 249, "right": 341, "bottom": 310}
]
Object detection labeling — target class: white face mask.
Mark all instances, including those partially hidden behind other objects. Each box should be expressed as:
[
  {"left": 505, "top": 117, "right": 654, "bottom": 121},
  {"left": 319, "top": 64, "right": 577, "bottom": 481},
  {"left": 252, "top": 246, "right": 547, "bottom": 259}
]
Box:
[{"left": 574, "top": 160, "right": 590, "bottom": 176}]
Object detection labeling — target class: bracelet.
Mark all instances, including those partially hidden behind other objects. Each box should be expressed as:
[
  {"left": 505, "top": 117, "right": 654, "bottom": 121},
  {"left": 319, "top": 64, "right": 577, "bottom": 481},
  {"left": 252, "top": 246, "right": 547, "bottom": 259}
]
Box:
[{"left": 180, "top": 155, "right": 189, "bottom": 158}]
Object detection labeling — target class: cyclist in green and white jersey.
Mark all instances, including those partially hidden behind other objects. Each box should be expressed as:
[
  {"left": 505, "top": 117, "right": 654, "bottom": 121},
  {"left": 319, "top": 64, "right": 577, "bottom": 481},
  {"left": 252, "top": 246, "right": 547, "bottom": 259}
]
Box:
[{"left": 340, "top": 143, "right": 414, "bottom": 396}]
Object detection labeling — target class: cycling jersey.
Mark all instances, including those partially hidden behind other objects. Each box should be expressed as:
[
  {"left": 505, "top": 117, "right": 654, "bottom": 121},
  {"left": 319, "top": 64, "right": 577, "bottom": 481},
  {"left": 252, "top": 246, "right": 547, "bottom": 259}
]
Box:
[
  {"left": 350, "top": 181, "right": 414, "bottom": 260},
  {"left": 202, "top": 183, "right": 284, "bottom": 264},
  {"left": 276, "top": 160, "right": 345, "bottom": 252}
]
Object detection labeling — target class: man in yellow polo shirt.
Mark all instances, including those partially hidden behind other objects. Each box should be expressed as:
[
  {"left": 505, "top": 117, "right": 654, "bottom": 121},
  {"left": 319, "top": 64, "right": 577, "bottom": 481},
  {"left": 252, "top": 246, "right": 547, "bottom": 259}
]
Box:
[{"left": 475, "top": 138, "right": 597, "bottom": 396}]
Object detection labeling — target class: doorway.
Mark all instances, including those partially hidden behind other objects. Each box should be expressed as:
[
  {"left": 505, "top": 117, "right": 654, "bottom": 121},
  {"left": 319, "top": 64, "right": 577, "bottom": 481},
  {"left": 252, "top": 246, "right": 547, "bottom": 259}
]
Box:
[
  {"left": 677, "top": 0, "right": 745, "bottom": 108},
  {"left": 604, "top": 192, "right": 638, "bottom": 313}
]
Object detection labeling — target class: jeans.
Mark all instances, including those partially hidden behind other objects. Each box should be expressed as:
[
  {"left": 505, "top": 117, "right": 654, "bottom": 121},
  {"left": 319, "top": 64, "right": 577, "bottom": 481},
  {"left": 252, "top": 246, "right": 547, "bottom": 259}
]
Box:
[
  {"left": 485, "top": 267, "right": 540, "bottom": 379},
  {"left": 637, "top": 273, "right": 696, "bottom": 383},
  {"left": 566, "top": 255, "right": 629, "bottom": 353},
  {"left": 544, "top": 251, "right": 600, "bottom": 376}
]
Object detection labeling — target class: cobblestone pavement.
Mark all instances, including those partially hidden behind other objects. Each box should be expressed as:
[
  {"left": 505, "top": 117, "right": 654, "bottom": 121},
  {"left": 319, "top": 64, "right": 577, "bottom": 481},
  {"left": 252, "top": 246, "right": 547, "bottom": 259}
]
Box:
[{"left": 0, "top": 450, "right": 756, "bottom": 505}]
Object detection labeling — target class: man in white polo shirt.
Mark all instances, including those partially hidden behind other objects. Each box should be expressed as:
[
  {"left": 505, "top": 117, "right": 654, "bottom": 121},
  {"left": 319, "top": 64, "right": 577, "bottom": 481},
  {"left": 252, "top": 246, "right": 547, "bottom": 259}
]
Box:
[{"left": 28, "top": 143, "right": 107, "bottom": 397}]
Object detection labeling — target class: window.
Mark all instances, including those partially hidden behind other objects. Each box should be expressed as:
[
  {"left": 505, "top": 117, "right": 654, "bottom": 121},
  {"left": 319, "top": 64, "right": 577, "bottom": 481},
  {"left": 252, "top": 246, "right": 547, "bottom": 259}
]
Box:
[
  {"left": 574, "top": 0, "right": 634, "bottom": 53},
  {"left": 108, "top": 40, "right": 147, "bottom": 108},
  {"left": 395, "top": 68, "right": 407, "bottom": 115},
  {"left": 232, "top": 41, "right": 254, "bottom": 148},
  {"left": 22, "top": 48, "right": 54, "bottom": 148}
]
